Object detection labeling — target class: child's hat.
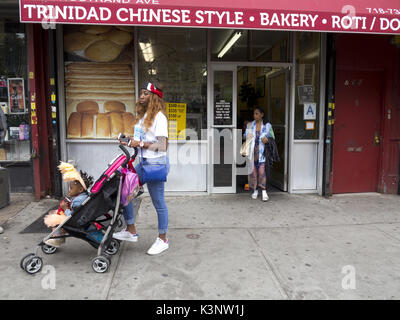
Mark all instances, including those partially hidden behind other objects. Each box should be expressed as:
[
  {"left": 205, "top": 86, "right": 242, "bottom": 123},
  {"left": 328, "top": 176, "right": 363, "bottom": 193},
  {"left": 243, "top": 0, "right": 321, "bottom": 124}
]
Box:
[{"left": 58, "top": 162, "right": 87, "bottom": 190}]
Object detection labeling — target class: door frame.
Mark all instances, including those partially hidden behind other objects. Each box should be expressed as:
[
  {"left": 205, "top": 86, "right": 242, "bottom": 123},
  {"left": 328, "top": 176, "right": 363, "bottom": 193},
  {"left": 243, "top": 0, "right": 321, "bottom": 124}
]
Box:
[
  {"left": 207, "top": 61, "right": 293, "bottom": 194},
  {"left": 208, "top": 63, "right": 237, "bottom": 193},
  {"left": 267, "top": 68, "right": 290, "bottom": 191}
]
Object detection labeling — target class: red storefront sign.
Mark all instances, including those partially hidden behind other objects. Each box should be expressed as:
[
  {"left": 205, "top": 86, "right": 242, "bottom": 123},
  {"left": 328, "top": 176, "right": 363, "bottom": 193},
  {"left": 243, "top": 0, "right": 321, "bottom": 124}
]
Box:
[{"left": 20, "top": 0, "right": 400, "bottom": 34}]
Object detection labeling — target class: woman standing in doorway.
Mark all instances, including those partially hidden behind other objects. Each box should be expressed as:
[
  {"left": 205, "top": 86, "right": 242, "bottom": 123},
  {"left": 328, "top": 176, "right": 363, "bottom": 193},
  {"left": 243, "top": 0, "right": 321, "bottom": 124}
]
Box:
[
  {"left": 244, "top": 107, "right": 275, "bottom": 201},
  {"left": 113, "top": 81, "right": 170, "bottom": 255}
]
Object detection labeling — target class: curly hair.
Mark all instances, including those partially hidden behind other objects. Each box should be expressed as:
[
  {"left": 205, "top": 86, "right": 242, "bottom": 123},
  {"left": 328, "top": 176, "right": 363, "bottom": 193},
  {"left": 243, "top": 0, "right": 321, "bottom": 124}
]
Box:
[
  {"left": 134, "top": 83, "right": 167, "bottom": 131},
  {"left": 79, "top": 171, "right": 94, "bottom": 189}
]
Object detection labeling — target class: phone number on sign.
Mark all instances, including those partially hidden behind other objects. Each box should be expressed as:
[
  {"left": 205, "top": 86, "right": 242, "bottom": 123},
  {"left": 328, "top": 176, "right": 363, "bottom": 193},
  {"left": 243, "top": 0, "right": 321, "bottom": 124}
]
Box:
[{"left": 366, "top": 8, "right": 400, "bottom": 15}]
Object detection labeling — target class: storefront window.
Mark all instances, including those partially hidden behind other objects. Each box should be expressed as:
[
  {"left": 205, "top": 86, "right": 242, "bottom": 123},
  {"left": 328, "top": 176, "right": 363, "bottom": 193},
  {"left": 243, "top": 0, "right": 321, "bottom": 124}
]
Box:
[
  {"left": 0, "top": 20, "right": 30, "bottom": 162},
  {"left": 294, "top": 32, "right": 321, "bottom": 140},
  {"left": 63, "top": 25, "right": 136, "bottom": 140},
  {"left": 211, "top": 30, "right": 289, "bottom": 62},
  {"left": 138, "top": 27, "right": 207, "bottom": 140}
]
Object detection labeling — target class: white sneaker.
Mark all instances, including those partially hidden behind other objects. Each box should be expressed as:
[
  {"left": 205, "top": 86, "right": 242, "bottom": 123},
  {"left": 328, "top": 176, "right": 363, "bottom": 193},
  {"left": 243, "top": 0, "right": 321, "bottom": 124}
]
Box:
[
  {"left": 112, "top": 230, "right": 138, "bottom": 242},
  {"left": 262, "top": 190, "right": 269, "bottom": 202},
  {"left": 147, "top": 237, "right": 169, "bottom": 255},
  {"left": 251, "top": 190, "right": 258, "bottom": 199}
]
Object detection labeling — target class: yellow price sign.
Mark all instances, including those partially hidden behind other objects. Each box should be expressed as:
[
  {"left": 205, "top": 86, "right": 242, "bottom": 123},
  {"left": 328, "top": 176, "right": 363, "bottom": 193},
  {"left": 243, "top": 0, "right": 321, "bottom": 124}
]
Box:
[{"left": 166, "top": 103, "right": 186, "bottom": 140}]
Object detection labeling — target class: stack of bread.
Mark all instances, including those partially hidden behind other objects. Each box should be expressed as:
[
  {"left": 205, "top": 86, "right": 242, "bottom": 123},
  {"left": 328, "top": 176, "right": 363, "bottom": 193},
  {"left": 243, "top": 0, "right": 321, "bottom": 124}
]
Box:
[
  {"left": 66, "top": 62, "right": 136, "bottom": 139},
  {"left": 64, "top": 25, "right": 133, "bottom": 62}
]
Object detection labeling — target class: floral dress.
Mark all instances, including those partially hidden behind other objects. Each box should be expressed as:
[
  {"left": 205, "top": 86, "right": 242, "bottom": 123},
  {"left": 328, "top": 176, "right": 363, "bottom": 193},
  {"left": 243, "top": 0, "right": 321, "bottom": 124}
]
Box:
[{"left": 248, "top": 130, "right": 267, "bottom": 190}]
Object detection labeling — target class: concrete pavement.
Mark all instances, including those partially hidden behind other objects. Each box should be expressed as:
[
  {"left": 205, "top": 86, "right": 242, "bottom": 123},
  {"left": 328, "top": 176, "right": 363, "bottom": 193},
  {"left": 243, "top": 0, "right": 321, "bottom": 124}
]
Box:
[{"left": 1, "top": 191, "right": 400, "bottom": 300}]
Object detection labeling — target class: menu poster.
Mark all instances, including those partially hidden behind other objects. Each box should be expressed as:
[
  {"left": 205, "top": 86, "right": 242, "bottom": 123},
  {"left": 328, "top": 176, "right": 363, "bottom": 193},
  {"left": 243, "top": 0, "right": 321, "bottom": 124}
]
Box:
[
  {"left": 7, "top": 78, "right": 26, "bottom": 114},
  {"left": 167, "top": 102, "right": 186, "bottom": 140}
]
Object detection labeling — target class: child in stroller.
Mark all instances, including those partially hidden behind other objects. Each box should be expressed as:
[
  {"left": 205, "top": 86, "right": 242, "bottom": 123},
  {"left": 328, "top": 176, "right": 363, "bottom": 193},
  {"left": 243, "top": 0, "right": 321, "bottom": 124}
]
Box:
[
  {"left": 44, "top": 165, "right": 100, "bottom": 247},
  {"left": 20, "top": 145, "right": 139, "bottom": 274}
]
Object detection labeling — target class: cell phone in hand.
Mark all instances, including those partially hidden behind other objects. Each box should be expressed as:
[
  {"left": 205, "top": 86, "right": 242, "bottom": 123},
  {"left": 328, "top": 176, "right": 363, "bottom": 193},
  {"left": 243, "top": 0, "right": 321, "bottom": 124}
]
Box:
[{"left": 118, "top": 133, "right": 130, "bottom": 144}]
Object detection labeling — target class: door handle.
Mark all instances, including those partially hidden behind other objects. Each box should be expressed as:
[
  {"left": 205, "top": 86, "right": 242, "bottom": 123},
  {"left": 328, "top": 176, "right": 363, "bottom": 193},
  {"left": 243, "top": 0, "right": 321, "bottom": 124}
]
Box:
[
  {"left": 374, "top": 131, "right": 380, "bottom": 145},
  {"left": 210, "top": 125, "right": 236, "bottom": 128}
]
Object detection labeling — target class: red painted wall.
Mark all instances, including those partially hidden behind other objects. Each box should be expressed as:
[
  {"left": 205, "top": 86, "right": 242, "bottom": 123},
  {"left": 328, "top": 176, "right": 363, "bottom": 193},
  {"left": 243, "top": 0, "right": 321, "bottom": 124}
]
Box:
[
  {"left": 335, "top": 34, "right": 400, "bottom": 194},
  {"left": 27, "top": 25, "right": 53, "bottom": 199}
]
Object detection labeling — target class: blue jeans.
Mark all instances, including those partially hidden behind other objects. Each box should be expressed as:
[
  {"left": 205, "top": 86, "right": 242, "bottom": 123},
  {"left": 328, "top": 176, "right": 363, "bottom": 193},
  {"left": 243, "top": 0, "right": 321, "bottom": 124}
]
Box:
[{"left": 122, "top": 156, "right": 169, "bottom": 234}]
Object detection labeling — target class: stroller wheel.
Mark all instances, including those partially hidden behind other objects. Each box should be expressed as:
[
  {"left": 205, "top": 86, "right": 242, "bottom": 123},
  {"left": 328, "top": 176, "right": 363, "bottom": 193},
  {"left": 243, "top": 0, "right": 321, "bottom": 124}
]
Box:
[
  {"left": 24, "top": 256, "right": 43, "bottom": 275},
  {"left": 20, "top": 253, "right": 35, "bottom": 270},
  {"left": 92, "top": 255, "right": 111, "bottom": 273},
  {"left": 105, "top": 239, "right": 121, "bottom": 256},
  {"left": 42, "top": 244, "right": 57, "bottom": 255}
]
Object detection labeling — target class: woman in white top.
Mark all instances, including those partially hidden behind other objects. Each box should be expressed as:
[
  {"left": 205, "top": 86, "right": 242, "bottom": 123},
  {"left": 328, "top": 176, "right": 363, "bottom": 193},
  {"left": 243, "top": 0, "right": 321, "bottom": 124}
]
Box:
[{"left": 114, "top": 82, "right": 170, "bottom": 255}]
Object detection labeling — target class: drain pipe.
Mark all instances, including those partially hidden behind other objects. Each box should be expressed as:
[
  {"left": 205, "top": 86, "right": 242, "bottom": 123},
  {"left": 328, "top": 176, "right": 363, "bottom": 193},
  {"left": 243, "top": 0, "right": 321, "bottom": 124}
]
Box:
[{"left": 322, "top": 34, "right": 337, "bottom": 198}]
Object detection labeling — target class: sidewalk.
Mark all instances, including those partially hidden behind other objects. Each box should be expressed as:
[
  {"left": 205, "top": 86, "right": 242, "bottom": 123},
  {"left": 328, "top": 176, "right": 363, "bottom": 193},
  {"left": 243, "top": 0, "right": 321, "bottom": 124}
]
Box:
[{"left": 0, "top": 191, "right": 400, "bottom": 300}]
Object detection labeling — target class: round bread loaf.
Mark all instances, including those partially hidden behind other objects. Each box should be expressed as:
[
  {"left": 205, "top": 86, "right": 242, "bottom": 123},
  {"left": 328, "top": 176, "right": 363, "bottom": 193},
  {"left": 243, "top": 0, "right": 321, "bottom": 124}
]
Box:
[
  {"left": 104, "top": 100, "right": 126, "bottom": 113},
  {"left": 100, "top": 29, "right": 133, "bottom": 46},
  {"left": 64, "top": 32, "right": 100, "bottom": 52},
  {"left": 76, "top": 100, "right": 99, "bottom": 114},
  {"left": 85, "top": 40, "right": 122, "bottom": 62}
]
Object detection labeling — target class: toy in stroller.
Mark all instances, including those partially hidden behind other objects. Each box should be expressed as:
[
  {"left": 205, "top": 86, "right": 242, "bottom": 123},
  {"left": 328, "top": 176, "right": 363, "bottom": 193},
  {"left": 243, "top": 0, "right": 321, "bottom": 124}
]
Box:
[{"left": 20, "top": 145, "right": 140, "bottom": 274}]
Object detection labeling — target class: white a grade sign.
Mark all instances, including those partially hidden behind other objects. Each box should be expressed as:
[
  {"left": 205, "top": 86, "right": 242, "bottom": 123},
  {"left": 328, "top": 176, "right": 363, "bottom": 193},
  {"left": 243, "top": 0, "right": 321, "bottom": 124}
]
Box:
[{"left": 303, "top": 102, "right": 316, "bottom": 120}]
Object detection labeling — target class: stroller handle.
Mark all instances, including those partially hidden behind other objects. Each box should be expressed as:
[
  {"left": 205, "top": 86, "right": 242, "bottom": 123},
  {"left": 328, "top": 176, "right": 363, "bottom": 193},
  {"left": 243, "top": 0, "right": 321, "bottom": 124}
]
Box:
[{"left": 119, "top": 144, "right": 138, "bottom": 167}]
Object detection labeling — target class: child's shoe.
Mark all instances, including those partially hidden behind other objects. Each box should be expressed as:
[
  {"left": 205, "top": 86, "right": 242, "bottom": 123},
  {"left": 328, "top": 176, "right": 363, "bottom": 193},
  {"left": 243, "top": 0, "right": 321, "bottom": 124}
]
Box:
[
  {"left": 45, "top": 238, "right": 65, "bottom": 248},
  {"left": 262, "top": 190, "right": 269, "bottom": 202},
  {"left": 251, "top": 190, "right": 258, "bottom": 199}
]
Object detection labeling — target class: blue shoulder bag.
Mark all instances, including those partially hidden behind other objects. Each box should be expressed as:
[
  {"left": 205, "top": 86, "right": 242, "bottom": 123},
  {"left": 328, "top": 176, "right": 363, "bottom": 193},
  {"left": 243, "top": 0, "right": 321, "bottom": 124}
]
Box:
[{"left": 140, "top": 151, "right": 168, "bottom": 184}]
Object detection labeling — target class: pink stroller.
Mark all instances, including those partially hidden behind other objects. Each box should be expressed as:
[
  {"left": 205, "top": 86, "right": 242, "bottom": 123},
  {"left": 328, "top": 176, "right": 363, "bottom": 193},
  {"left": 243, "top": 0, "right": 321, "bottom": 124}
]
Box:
[{"left": 20, "top": 145, "right": 140, "bottom": 274}]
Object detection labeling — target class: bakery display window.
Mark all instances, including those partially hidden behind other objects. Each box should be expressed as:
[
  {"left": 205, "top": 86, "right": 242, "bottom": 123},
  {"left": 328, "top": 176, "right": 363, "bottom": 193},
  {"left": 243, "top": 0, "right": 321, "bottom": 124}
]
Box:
[
  {"left": 137, "top": 27, "right": 207, "bottom": 140},
  {"left": 63, "top": 25, "right": 136, "bottom": 140},
  {"left": 0, "top": 20, "right": 30, "bottom": 163}
]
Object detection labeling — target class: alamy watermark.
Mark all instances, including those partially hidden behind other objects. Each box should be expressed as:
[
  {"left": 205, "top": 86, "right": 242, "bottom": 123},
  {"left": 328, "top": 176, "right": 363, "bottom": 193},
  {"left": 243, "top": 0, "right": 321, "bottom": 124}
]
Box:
[
  {"left": 41, "top": 265, "right": 56, "bottom": 290},
  {"left": 341, "top": 265, "right": 356, "bottom": 290}
]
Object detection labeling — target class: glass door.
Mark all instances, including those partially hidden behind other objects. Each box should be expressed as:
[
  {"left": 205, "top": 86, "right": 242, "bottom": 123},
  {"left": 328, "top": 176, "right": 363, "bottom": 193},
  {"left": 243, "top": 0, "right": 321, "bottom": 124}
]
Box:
[
  {"left": 267, "top": 68, "right": 289, "bottom": 191},
  {"left": 210, "top": 65, "right": 237, "bottom": 193}
]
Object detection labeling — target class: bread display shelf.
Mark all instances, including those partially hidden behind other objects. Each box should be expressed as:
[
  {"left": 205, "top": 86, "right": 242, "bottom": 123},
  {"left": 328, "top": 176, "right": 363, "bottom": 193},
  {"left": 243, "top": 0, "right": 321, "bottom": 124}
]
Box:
[
  {"left": 67, "top": 111, "right": 134, "bottom": 139},
  {"left": 65, "top": 61, "right": 135, "bottom": 140}
]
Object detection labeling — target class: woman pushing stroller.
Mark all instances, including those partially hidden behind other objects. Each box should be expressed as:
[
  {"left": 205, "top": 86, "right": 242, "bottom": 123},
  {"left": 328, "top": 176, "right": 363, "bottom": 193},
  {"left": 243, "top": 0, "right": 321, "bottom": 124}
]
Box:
[{"left": 113, "top": 81, "right": 170, "bottom": 256}]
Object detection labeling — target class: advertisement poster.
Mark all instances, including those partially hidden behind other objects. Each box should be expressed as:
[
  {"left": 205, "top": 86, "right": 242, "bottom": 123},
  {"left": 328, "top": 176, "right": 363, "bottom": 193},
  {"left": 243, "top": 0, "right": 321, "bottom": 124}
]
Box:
[
  {"left": 63, "top": 25, "right": 136, "bottom": 139},
  {"left": 7, "top": 78, "right": 26, "bottom": 114},
  {"left": 167, "top": 102, "right": 186, "bottom": 140}
]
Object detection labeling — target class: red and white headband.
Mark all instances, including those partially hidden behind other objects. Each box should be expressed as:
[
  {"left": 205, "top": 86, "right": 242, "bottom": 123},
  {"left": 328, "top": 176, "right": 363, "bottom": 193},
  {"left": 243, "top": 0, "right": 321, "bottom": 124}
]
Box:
[{"left": 143, "top": 82, "right": 163, "bottom": 98}]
